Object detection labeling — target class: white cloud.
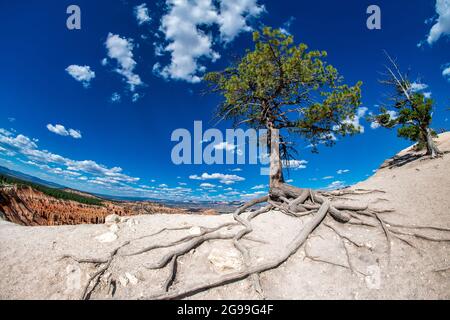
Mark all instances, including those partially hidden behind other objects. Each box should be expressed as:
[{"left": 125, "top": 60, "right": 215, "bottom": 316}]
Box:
[
  {"left": 105, "top": 33, "right": 143, "bottom": 91},
  {"left": 217, "top": 0, "right": 265, "bottom": 42},
  {"left": 156, "top": 0, "right": 263, "bottom": 83},
  {"left": 443, "top": 65, "right": 450, "bottom": 81},
  {"left": 325, "top": 180, "right": 346, "bottom": 190},
  {"left": 425, "top": 0, "right": 450, "bottom": 45},
  {"left": 306, "top": 132, "right": 337, "bottom": 149},
  {"left": 0, "top": 146, "right": 16, "bottom": 157},
  {"left": 337, "top": 107, "right": 368, "bottom": 133},
  {"left": 0, "top": 128, "right": 139, "bottom": 186},
  {"left": 370, "top": 121, "right": 381, "bottom": 130},
  {"left": 111, "top": 92, "right": 121, "bottom": 103},
  {"left": 189, "top": 172, "right": 245, "bottom": 184},
  {"left": 251, "top": 184, "right": 266, "bottom": 190},
  {"left": 47, "top": 124, "right": 68, "bottom": 136},
  {"left": 69, "top": 129, "right": 82, "bottom": 139},
  {"left": 337, "top": 169, "right": 350, "bottom": 174},
  {"left": 47, "top": 124, "right": 82, "bottom": 139},
  {"left": 283, "top": 159, "right": 308, "bottom": 170},
  {"left": 132, "top": 93, "right": 141, "bottom": 103},
  {"left": 370, "top": 110, "right": 398, "bottom": 130},
  {"left": 65, "top": 65, "right": 95, "bottom": 87},
  {"left": 423, "top": 92, "right": 432, "bottom": 99},
  {"left": 200, "top": 183, "right": 215, "bottom": 188},
  {"left": 214, "top": 141, "right": 237, "bottom": 152},
  {"left": 157, "top": 0, "right": 219, "bottom": 83},
  {"left": 134, "top": 3, "right": 151, "bottom": 25},
  {"left": 279, "top": 16, "right": 295, "bottom": 36},
  {"left": 410, "top": 82, "right": 429, "bottom": 92},
  {"left": 241, "top": 190, "right": 266, "bottom": 198},
  {"left": 322, "top": 176, "right": 334, "bottom": 180}
]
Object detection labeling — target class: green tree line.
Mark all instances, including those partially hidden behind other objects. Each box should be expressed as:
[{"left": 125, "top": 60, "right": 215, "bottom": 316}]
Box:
[{"left": 0, "top": 174, "right": 104, "bottom": 206}]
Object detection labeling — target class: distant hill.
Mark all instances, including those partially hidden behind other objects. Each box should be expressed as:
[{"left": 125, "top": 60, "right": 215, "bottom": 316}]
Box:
[
  {"left": 0, "top": 166, "right": 238, "bottom": 212},
  {"left": 0, "top": 165, "right": 65, "bottom": 189}
]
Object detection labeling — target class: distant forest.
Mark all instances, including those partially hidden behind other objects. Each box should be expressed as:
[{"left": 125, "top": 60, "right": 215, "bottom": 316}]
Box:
[{"left": 0, "top": 174, "right": 104, "bottom": 206}]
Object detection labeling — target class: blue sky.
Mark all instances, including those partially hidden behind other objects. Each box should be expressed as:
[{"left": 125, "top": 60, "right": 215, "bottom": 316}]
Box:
[{"left": 1, "top": 0, "right": 449, "bottom": 202}]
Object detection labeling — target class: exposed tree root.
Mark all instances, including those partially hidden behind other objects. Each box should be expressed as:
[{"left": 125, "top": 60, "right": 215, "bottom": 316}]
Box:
[
  {"left": 147, "top": 199, "right": 331, "bottom": 300},
  {"left": 163, "top": 255, "right": 179, "bottom": 292},
  {"left": 60, "top": 184, "right": 450, "bottom": 300}
]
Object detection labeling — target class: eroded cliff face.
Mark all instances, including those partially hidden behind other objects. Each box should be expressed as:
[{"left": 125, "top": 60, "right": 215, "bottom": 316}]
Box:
[{"left": 0, "top": 185, "right": 189, "bottom": 226}]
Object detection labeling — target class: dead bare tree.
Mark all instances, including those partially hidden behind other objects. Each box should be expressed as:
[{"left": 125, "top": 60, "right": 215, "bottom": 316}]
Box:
[{"left": 372, "top": 51, "right": 442, "bottom": 158}]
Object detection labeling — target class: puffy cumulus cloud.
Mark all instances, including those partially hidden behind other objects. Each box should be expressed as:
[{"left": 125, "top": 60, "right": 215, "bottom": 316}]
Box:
[
  {"left": 189, "top": 172, "right": 245, "bottom": 184},
  {"left": 0, "top": 127, "right": 140, "bottom": 187},
  {"left": 217, "top": 0, "right": 265, "bottom": 42},
  {"left": 200, "top": 182, "right": 216, "bottom": 188},
  {"left": 134, "top": 3, "right": 151, "bottom": 25},
  {"left": 425, "top": 0, "right": 450, "bottom": 45},
  {"left": 65, "top": 65, "right": 95, "bottom": 87},
  {"left": 282, "top": 159, "right": 308, "bottom": 170},
  {"left": 47, "top": 124, "right": 82, "bottom": 139},
  {"left": 156, "top": 0, "right": 264, "bottom": 83},
  {"left": 68, "top": 129, "right": 82, "bottom": 139},
  {"left": 157, "top": 0, "right": 219, "bottom": 83},
  {"left": 105, "top": 33, "right": 143, "bottom": 91}
]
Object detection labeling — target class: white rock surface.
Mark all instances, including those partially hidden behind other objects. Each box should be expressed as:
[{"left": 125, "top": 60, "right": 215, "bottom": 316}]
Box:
[
  {"left": 365, "top": 265, "right": 381, "bottom": 290},
  {"left": 105, "top": 214, "right": 121, "bottom": 225},
  {"left": 95, "top": 232, "right": 118, "bottom": 243},
  {"left": 118, "top": 275, "right": 129, "bottom": 287},
  {"left": 64, "top": 264, "right": 82, "bottom": 294},
  {"left": 208, "top": 247, "right": 244, "bottom": 274},
  {"left": 120, "top": 216, "right": 130, "bottom": 223},
  {"left": 125, "top": 272, "right": 139, "bottom": 285},
  {"left": 109, "top": 224, "right": 119, "bottom": 233},
  {"left": 189, "top": 226, "right": 202, "bottom": 236},
  {"left": 126, "top": 218, "right": 138, "bottom": 227}
]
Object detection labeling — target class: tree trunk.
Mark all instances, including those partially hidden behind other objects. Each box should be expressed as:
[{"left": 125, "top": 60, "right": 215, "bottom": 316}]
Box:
[
  {"left": 425, "top": 128, "right": 441, "bottom": 158},
  {"left": 268, "top": 123, "right": 284, "bottom": 189}
]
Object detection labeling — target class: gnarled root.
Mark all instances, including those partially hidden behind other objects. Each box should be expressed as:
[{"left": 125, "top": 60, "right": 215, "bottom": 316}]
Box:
[{"left": 60, "top": 183, "right": 450, "bottom": 300}]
